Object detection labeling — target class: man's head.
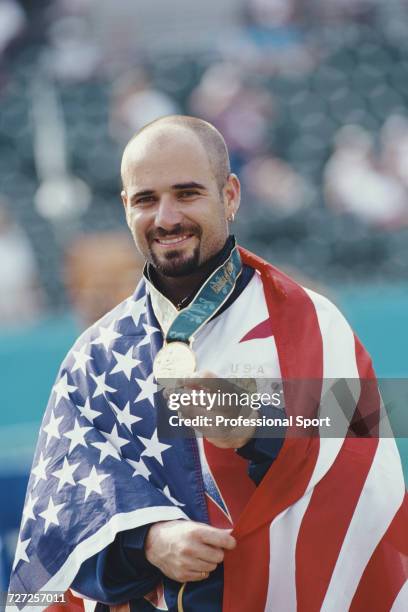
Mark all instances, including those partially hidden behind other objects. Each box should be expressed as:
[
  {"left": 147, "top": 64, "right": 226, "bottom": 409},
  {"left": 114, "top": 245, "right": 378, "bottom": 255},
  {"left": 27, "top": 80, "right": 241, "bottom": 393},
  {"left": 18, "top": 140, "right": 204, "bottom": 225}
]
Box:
[{"left": 120, "top": 115, "right": 240, "bottom": 277}]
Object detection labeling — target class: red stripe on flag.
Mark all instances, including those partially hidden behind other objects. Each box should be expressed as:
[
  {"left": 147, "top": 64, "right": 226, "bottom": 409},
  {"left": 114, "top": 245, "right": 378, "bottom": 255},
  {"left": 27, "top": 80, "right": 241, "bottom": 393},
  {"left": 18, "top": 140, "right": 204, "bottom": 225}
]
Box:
[
  {"left": 223, "top": 438, "right": 321, "bottom": 611},
  {"left": 295, "top": 438, "right": 378, "bottom": 612},
  {"left": 349, "top": 493, "right": 408, "bottom": 612},
  {"left": 239, "top": 318, "right": 273, "bottom": 343},
  {"left": 295, "top": 332, "right": 381, "bottom": 610},
  {"left": 223, "top": 250, "right": 325, "bottom": 611},
  {"left": 346, "top": 333, "right": 404, "bottom": 610},
  {"left": 203, "top": 439, "right": 256, "bottom": 527},
  {"left": 349, "top": 335, "right": 380, "bottom": 438},
  {"left": 223, "top": 524, "right": 271, "bottom": 612}
]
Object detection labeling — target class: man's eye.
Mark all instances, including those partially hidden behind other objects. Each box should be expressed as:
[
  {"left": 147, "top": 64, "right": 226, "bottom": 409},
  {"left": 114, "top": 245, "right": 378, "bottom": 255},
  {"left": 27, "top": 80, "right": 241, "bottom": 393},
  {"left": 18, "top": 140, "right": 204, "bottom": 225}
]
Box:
[
  {"left": 135, "top": 196, "right": 155, "bottom": 205},
  {"left": 178, "top": 190, "right": 198, "bottom": 198}
]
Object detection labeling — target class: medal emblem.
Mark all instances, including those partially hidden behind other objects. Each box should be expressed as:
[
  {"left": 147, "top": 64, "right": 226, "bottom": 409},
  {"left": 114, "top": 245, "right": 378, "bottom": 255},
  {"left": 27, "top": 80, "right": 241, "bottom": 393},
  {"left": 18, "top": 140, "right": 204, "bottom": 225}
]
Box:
[{"left": 153, "top": 342, "right": 196, "bottom": 379}]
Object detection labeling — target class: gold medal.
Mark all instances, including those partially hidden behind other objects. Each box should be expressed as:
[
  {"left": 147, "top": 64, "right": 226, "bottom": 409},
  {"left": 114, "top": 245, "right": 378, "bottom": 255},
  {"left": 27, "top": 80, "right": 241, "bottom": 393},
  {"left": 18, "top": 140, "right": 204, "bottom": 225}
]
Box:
[{"left": 153, "top": 342, "right": 197, "bottom": 379}]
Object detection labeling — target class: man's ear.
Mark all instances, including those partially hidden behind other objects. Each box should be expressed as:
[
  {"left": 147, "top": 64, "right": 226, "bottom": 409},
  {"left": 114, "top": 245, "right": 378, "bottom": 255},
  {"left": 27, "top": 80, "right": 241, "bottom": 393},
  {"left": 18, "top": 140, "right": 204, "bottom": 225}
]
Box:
[
  {"left": 121, "top": 190, "right": 132, "bottom": 229},
  {"left": 121, "top": 189, "right": 127, "bottom": 211},
  {"left": 224, "top": 174, "right": 241, "bottom": 221}
]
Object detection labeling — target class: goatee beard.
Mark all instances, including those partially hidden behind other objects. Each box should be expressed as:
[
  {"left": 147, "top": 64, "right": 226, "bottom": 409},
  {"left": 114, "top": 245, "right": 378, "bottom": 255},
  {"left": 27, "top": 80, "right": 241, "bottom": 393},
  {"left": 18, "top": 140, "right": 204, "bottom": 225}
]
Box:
[{"left": 150, "top": 245, "right": 200, "bottom": 277}]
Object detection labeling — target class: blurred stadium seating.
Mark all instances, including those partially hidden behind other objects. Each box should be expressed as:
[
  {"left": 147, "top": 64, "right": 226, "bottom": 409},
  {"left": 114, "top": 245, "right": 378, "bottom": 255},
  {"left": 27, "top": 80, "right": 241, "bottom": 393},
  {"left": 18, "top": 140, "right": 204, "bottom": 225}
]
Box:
[{"left": 0, "top": 0, "right": 407, "bottom": 589}]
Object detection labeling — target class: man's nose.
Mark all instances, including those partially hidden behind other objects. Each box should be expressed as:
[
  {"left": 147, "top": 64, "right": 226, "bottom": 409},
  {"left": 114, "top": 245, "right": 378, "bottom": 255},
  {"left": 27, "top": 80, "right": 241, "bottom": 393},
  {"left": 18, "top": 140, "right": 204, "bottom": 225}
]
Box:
[{"left": 154, "top": 195, "right": 183, "bottom": 230}]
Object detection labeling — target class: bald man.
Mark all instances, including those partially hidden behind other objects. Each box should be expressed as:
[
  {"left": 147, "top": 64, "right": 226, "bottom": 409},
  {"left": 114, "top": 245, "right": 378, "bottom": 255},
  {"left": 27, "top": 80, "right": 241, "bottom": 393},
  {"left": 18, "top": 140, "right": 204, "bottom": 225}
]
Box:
[
  {"left": 10, "top": 116, "right": 407, "bottom": 612},
  {"left": 71, "top": 117, "right": 272, "bottom": 608},
  {"left": 120, "top": 115, "right": 241, "bottom": 303}
]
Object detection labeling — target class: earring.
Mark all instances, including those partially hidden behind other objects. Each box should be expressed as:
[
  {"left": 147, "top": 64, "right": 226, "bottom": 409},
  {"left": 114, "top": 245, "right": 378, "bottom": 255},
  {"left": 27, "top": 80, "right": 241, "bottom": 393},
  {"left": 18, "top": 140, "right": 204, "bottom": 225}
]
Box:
[{"left": 228, "top": 213, "right": 235, "bottom": 222}]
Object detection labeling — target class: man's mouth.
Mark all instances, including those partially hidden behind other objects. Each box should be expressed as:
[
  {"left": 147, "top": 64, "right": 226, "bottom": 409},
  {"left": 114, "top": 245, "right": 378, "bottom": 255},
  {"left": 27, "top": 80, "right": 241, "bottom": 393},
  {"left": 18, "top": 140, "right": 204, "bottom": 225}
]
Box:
[{"left": 153, "top": 234, "right": 195, "bottom": 248}]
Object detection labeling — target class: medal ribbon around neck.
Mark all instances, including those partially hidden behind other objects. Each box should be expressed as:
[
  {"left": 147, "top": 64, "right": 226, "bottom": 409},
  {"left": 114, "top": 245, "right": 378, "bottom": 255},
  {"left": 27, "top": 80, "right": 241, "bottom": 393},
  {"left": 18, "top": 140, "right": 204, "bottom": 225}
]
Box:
[{"left": 153, "top": 242, "right": 243, "bottom": 379}]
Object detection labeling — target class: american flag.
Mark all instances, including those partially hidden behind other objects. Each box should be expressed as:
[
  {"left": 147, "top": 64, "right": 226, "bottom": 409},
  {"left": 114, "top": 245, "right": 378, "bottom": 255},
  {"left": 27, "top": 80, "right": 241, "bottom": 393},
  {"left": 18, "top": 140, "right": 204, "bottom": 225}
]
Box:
[
  {"left": 8, "top": 280, "right": 195, "bottom": 610},
  {"left": 221, "top": 249, "right": 408, "bottom": 612},
  {"left": 8, "top": 247, "right": 408, "bottom": 611}
]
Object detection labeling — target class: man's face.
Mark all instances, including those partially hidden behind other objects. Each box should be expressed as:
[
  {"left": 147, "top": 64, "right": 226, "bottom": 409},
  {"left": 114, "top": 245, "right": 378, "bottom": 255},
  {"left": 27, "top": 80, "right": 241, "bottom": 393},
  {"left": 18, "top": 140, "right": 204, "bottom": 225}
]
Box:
[{"left": 121, "top": 126, "right": 239, "bottom": 277}]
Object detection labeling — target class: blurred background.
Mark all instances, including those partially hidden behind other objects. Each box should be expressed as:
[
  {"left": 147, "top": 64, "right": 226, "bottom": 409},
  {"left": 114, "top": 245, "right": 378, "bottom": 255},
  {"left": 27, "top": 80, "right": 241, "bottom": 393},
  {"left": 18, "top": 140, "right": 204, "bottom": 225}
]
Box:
[{"left": 0, "top": 0, "right": 407, "bottom": 588}]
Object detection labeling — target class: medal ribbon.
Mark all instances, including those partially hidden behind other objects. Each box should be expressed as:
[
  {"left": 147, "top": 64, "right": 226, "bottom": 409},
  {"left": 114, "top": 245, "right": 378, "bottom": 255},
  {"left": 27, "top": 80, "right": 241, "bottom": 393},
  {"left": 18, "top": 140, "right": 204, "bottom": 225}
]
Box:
[{"left": 165, "top": 242, "right": 242, "bottom": 345}]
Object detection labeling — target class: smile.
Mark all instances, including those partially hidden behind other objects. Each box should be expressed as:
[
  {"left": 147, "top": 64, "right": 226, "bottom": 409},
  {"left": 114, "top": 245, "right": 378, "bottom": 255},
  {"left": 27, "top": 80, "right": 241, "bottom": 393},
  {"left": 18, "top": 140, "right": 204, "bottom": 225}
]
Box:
[{"left": 154, "top": 234, "right": 194, "bottom": 247}]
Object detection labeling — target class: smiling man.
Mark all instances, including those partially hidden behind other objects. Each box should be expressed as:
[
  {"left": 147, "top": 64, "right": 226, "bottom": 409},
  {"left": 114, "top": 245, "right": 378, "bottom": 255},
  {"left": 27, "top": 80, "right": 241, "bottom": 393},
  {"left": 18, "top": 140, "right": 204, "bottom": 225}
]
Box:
[
  {"left": 9, "top": 116, "right": 407, "bottom": 612},
  {"left": 120, "top": 117, "right": 240, "bottom": 299}
]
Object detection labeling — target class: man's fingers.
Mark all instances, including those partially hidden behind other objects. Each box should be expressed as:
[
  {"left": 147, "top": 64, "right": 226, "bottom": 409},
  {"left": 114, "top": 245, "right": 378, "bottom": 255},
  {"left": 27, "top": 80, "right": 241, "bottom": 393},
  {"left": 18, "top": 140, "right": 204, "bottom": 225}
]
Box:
[
  {"left": 188, "top": 558, "right": 218, "bottom": 573},
  {"left": 146, "top": 521, "right": 237, "bottom": 584},
  {"left": 195, "top": 543, "right": 226, "bottom": 564},
  {"left": 184, "top": 569, "right": 212, "bottom": 582},
  {"left": 198, "top": 526, "right": 237, "bottom": 550}
]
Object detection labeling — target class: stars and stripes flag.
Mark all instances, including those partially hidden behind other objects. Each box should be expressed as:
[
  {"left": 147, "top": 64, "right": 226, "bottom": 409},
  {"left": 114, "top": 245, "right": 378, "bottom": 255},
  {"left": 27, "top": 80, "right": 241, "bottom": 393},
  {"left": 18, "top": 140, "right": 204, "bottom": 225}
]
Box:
[
  {"left": 221, "top": 249, "right": 408, "bottom": 612},
  {"left": 8, "top": 246, "right": 408, "bottom": 611},
  {"left": 8, "top": 281, "right": 192, "bottom": 611}
]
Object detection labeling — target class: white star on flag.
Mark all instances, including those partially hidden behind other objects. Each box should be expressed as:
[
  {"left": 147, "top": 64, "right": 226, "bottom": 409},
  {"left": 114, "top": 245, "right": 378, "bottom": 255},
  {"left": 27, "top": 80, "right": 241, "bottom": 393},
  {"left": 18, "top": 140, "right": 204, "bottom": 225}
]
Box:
[
  {"left": 91, "top": 439, "right": 120, "bottom": 463},
  {"left": 43, "top": 411, "right": 64, "bottom": 447},
  {"left": 162, "top": 485, "right": 185, "bottom": 506},
  {"left": 137, "top": 323, "right": 160, "bottom": 347},
  {"left": 109, "top": 400, "right": 142, "bottom": 431},
  {"left": 104, "top": 423, "right": 129, "bottom": 452},
  {"left": 91, "top": 424, "right": 130, "bottom": 464},
  {"left": 71, "top": 344, "right": 93, "bottom": 375},
  {"left": 110, "top": 346, "right": 141, "bottom": 381},
  {"left": 78, "top": 466, "right": 109, "bottom": 501},
  {"left": 134, "top": 372, "right": 159, "bottom": 407},
  {"left": 38, "top": 497, "right": 65, "bottom": 534},
  {"left": 12, "top": 537, "right": 31, "bottom": 570},
  {"left": 118, "top": 296, "right": 146, "bottom": 327},
  {"left": 51, "top": 457, "right": 80, "bottom": 492},
  {"left": 21, "top": 493, "right": 38, "bottom": 529},
  {"left": 77, "top": 398, "right": 102, "bottom": 423},
  {"left": 127, "top": 457, "right": 151, "bottom": 480},
  {"left": 139, "top": 429, "right": 171, "bottom": 466},
  {"left": 31, "top": 452, "right": 51, "bottom": 488},
  {"left": 64, "top": 419, "right": 92, "bottom": 455},
  {"left": 91, "top": 322, "right": 122, "bottom": 351},
  {"left": 91, "top": 372, "right": 117, "bottom": 398},
  {"left": 53, "top": 373, "right": 77, "bottom": 406}
]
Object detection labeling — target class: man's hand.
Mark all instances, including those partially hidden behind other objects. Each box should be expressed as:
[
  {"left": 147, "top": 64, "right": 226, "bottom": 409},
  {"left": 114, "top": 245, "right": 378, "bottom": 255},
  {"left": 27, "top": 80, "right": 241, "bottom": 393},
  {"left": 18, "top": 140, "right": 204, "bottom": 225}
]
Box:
[{"left": 144, "top": 519, "right": 236, "bottom": 582}]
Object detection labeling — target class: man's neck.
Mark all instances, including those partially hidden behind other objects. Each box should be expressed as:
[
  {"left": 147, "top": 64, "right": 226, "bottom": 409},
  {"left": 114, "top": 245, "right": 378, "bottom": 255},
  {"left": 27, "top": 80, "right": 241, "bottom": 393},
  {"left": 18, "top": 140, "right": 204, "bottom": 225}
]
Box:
[{"left": 147, "top": 236, "right": 234, "bottom": 309}]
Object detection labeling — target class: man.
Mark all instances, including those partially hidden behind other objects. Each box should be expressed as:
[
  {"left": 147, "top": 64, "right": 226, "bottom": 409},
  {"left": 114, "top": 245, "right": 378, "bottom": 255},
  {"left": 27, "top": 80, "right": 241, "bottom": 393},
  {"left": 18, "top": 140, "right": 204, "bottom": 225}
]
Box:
[{"left": 9, "top": 116, "right": 407, "bottom": 612}]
